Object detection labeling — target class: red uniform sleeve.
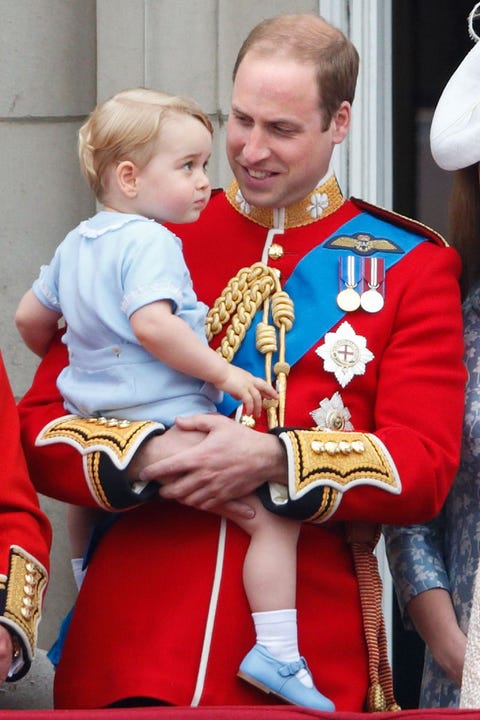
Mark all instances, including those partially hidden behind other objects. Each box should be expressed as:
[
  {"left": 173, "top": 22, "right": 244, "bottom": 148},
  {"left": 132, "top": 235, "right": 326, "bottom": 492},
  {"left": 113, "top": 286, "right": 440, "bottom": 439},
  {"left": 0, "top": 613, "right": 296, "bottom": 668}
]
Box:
[
  {"left": 263, "top": 243, "right": 465, "bottom": 525},
  {"left": 347, "top": 244, "right": 465, "bottom": 524},
  {"left": 0, "top": 353, "right": 50, "bottom": 678}
]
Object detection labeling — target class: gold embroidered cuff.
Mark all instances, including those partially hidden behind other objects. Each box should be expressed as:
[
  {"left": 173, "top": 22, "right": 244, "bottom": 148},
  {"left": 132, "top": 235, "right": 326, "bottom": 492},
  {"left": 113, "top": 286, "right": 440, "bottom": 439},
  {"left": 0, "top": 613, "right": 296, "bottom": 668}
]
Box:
[
  {"left": 0, "top": 547, "right": 48, "bottom": 666},
  {"left": 266, "top": 428, "right": 401, "bottom": 522},
  {"left": 36, "top": 415, "right": 165, "bottom": 510},
  {"left": 36, "top": 414, "right": 165, "bottom": 469}
]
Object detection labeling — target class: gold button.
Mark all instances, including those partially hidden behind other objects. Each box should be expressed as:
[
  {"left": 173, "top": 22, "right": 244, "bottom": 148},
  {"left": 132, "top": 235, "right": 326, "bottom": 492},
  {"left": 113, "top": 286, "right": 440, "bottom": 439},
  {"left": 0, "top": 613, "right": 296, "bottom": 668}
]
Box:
[{"left": 268, "top": 243, "right": 284, "bottom": 260}]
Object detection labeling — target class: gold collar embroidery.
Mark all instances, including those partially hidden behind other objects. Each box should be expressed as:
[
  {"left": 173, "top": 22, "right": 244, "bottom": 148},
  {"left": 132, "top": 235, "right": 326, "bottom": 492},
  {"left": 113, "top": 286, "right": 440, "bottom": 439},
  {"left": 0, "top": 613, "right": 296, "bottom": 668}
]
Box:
[{"left": 225, "top": 174, "right": 345, "bottom": 229}]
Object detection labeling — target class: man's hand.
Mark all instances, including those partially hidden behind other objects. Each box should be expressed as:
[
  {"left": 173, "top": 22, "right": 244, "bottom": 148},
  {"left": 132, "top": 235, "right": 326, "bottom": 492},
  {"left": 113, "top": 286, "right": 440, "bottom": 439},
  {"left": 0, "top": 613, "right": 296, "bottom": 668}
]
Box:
[
  {"left": 138, "top": 414, "right": 287, "bottom": 512},
  {"left": 0, "top": 625, "right": 16, "bottom": 684}
]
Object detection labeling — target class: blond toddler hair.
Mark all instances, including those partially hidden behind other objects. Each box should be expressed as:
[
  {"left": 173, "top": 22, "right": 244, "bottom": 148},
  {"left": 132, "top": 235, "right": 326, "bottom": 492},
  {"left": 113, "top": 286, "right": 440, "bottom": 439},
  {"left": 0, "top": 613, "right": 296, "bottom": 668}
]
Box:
[{"left": 78, "top": 88, "right": 213, "bottom": 200}]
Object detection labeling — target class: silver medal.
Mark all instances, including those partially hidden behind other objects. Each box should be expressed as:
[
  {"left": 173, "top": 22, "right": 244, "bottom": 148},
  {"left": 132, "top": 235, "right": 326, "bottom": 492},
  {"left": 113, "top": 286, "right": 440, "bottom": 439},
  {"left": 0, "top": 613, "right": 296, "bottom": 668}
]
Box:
[
  {"left": 360, "top": 257, "right": 385, "bottom": 314},
  {"left": 360, "top": 288, "right": 384, "bottom": 313},
  {"left": 337, "top": 287, "right": 361, "bottom": 312}
]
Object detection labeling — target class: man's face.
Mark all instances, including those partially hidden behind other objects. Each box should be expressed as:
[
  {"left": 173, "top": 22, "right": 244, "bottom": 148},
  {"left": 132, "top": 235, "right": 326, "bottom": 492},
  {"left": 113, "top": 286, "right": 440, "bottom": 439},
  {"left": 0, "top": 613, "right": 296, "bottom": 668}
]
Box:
[{"left": 227, "top": 53, "right": 349, "bottom": 209}]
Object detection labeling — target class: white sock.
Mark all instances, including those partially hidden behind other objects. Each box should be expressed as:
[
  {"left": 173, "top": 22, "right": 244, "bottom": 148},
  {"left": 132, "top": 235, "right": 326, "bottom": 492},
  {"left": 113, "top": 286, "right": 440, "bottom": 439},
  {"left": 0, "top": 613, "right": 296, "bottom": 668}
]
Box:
[
  {"left": 71, "top": 557, "right": 86, "bottom": 591},
  {"left": 252, "top": 609, "right": 313, "bottom": 688}
]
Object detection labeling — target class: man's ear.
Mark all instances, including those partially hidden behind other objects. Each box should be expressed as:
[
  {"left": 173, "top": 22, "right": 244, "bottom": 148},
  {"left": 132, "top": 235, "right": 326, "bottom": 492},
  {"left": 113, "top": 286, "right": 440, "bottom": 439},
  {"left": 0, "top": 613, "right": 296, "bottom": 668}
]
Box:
[
  {"left": 116, "top": 161, "right": 139, "bottom": 198},
  {"left": 331, "top": 101, "right": 351, "bottom": 145}
]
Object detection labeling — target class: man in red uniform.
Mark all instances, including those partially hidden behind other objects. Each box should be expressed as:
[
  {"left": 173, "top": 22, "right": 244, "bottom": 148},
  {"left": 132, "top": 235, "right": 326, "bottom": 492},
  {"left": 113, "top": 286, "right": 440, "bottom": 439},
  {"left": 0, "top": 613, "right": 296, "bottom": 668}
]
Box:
[
  {"left": 18, "top": 13, "right": 465, "bottom": 711},
  {"left": 0, "top": 353, "right": 50, "bottom": 684}
]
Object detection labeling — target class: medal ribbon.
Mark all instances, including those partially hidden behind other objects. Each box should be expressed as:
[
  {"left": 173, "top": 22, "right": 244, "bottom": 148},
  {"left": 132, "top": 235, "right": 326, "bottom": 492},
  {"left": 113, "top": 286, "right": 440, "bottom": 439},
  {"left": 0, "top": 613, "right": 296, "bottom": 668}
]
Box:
[{"left": 363, "top": 257, "right": 385, "bottom": 291}]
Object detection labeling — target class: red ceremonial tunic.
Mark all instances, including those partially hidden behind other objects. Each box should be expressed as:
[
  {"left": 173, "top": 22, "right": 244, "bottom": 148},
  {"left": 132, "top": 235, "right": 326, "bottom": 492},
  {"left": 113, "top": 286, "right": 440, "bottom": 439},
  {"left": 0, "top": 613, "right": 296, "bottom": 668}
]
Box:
[{"left": 18, "top": 175, "right": 465, "bottom": 709}]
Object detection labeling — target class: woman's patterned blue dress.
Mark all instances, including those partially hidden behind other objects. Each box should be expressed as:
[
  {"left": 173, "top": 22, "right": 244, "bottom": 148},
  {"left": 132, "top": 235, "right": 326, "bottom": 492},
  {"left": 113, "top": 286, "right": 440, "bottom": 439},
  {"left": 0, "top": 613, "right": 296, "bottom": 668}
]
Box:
[{"left": 385, "top": 284, "right": 480, "bottom": 708}]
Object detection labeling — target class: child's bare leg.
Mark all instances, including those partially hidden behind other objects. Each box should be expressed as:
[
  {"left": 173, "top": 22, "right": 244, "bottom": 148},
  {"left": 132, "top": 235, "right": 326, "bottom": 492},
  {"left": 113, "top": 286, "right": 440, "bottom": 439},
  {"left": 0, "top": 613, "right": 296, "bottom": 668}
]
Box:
[
  {"left": 221, "top": 496, "right": 310, "bottom": 674},
  {"left": 67, "top": 504, "right": 106, "bottom": 589},
  {"left": 230, "top": 493, "right": 300, "bottom": 612}
]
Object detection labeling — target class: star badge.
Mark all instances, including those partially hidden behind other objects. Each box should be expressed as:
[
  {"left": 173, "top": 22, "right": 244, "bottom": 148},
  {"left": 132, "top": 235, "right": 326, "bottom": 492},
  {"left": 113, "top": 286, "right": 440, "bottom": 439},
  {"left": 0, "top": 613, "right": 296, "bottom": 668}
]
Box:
[
  {"left": 310, "top": 391, "right": 354, "bottom": 430},
  {"left": 315, "top": 321, "right": 374, "bottom": 388}
]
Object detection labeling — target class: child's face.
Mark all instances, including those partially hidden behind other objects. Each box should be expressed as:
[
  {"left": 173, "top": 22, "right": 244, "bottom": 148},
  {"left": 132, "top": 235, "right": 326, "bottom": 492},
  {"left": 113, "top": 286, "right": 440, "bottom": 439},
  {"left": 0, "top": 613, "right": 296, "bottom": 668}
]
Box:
[{"left": 134, "top": 113, "right": 212, "bottom": 224}]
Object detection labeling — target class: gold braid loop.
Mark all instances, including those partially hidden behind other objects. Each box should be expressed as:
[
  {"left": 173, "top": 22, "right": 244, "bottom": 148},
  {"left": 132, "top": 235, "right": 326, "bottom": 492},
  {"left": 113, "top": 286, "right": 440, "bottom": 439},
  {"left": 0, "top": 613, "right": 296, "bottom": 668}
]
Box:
[
  {"left": 256, "top": 323, "right": 277, "bottom": 355},
  {"left": 271, "top": 290, "right": 294, "bottom": 332},
  {"left": 206, "top": 264, "right": 278, "bottom": 361},
  {"left": 206, "top": 264, "right": 274, "bottom": 340},
  {"left": 205, "top": 262, "right": 294, "bottom": 427}
]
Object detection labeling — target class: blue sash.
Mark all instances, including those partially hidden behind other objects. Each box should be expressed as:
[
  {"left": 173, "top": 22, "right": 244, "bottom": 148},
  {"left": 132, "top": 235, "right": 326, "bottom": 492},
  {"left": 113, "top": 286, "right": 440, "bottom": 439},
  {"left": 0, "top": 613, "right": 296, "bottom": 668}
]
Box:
[{"left": 217, "top": 211, "right": 425, "bottom": 416}]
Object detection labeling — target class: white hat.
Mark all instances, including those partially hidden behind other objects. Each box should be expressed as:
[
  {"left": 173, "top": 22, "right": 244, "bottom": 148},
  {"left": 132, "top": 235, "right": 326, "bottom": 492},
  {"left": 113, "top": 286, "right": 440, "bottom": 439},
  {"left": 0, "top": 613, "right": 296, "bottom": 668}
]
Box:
[{"left": 430, "top": 3, "right": 480, "bottom": 171}]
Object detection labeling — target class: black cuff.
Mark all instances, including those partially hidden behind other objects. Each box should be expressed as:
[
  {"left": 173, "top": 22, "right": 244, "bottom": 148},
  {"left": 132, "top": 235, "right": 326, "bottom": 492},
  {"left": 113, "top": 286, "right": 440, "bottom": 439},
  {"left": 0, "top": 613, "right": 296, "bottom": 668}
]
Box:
[
  {"left": 95, "top": 429, "right": 164, "bottom": 510},
  {"left": 98, "top": 455, "right": 159, "bottom": 509},
  {"left": 256, "top": 481, "right": 331, "bottom": 521}
]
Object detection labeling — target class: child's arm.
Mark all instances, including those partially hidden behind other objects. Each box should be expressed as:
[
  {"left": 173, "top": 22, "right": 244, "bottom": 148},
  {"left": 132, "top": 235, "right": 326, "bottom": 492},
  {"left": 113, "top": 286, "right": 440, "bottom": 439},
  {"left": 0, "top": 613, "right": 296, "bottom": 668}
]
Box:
[
  {"left": 130, "top": 300, "right": 277, "bottom": 417},
  {"left": 15, "top": 289, "right": 62, "bottom": 357}
]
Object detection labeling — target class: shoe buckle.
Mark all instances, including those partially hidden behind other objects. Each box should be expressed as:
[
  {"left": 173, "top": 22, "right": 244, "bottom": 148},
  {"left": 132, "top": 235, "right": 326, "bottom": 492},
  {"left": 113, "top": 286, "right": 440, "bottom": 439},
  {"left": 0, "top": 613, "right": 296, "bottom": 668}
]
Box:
[{"left": 278, "top": 658, "right": 306, "bottom": 677}]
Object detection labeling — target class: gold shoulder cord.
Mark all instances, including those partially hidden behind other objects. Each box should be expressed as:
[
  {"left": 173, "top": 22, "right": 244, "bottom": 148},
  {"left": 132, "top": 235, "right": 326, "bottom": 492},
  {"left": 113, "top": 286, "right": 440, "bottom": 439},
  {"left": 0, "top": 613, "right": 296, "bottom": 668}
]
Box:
[
  {"left": 207, "top": 261, "right": 400, "bottom": 713},
  {"left": 206, "top": 261, "right": 293, "bottom": 427}
]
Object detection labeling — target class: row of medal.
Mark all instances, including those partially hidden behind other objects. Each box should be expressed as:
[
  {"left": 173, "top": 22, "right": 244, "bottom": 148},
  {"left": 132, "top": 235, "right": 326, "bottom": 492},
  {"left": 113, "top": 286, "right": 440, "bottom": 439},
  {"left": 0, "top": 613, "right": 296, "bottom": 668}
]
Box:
[{"left": 337, "top": 255, "right": 385, "bottom": 314}]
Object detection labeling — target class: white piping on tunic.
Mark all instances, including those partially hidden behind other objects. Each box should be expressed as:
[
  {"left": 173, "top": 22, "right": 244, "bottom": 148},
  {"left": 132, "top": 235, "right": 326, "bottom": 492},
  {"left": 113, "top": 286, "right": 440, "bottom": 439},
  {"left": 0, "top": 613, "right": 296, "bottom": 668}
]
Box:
[
  {"left": 261, "top": 207, "right": 286, "bottom": 264},
  {"left": 190, "top": 517, "right": 227, "bottom": 706}
]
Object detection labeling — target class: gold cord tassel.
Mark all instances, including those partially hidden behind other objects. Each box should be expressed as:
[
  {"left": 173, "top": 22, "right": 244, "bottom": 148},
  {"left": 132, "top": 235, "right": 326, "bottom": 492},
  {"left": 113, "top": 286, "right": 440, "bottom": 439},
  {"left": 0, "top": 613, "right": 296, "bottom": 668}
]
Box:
[{"left": 347, "top": 523, "right": 401, "bottom": 713}]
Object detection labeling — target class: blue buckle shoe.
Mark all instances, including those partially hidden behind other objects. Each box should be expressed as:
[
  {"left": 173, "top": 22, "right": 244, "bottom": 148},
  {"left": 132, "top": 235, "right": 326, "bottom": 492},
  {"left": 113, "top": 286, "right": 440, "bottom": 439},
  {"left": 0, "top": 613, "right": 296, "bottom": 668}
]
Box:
[{"left": 238, "top": 644, "right": 335, "bottom": 711}]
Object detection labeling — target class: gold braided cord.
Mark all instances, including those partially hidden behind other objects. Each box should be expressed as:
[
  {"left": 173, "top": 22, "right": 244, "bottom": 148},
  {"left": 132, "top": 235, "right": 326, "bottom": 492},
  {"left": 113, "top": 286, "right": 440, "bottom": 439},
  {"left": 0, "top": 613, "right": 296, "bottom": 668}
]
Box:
[
  {"left": 205, "top": 262, "right": 294, "bottom": 428},
  {"left": 271, "top": 290, "right": 294, "bottom": 425},
  {"left": 206, "top": 263, "right": 279, "bottom": 354}
]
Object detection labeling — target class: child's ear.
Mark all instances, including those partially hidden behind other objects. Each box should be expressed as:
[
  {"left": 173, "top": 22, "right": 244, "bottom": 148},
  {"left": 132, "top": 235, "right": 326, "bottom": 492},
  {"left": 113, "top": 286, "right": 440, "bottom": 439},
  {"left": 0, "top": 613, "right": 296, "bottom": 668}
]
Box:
[{"left": 116, "top": 161, "right": 138, "bottom": 198}]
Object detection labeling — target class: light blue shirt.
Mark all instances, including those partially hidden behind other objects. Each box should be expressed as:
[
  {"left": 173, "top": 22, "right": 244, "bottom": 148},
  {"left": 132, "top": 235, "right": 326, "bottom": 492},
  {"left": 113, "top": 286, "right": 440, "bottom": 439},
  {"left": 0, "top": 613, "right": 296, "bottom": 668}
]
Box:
[{"left": 33, "top": 211, "right": 221, "bottom": 423}]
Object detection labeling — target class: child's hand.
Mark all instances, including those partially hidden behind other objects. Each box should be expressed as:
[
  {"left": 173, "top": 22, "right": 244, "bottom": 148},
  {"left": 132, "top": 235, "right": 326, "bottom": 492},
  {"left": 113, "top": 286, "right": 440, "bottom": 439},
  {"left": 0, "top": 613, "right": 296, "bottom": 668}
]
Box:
[{"left": 219, "top": 366, "right": 277, "bottom": 417}]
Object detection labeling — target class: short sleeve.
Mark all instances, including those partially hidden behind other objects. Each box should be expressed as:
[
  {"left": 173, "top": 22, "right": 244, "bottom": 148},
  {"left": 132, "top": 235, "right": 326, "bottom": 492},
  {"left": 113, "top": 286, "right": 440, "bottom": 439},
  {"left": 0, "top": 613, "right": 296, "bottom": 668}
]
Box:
[{"left": 119, "top": 225, "right": 194, "bottom": 318}]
